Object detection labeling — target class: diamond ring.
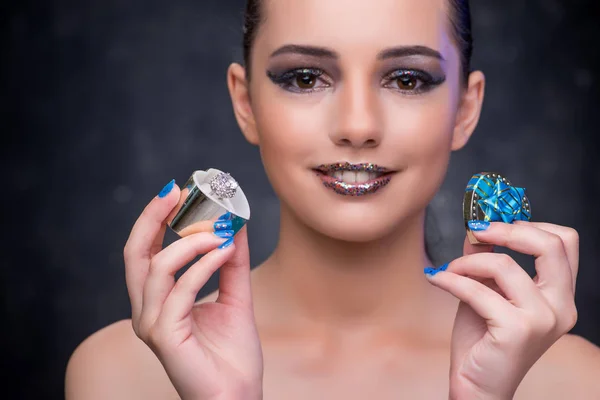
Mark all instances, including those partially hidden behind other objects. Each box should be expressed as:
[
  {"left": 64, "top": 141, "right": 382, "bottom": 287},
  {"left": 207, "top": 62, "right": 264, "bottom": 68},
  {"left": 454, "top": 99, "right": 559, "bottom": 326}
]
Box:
[{"left": 208, "top": 172, "right": 239, "bottom": 199}]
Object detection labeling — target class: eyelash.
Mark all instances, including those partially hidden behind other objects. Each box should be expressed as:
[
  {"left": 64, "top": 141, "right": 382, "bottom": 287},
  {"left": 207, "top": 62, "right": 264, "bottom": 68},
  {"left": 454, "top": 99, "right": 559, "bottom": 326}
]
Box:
[
  {"left": 267, "top": 68, "right": 330, "bottom": 94},
  {"left": 266, "top": 67, "right": 445, "bottom": 95}
]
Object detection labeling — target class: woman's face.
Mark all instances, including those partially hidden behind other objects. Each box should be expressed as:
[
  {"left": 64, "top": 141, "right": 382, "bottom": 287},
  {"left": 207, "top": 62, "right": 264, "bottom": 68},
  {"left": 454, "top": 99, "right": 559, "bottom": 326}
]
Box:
[{"left": 231, "top": 0, "right": 483, "bottom": 242}]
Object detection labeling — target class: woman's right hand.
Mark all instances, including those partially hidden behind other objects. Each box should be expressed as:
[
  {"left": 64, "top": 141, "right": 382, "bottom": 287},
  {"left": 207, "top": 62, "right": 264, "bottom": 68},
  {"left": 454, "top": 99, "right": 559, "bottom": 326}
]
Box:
[{"left": 123, "top": 181, "right": 263, "bottom": 400}]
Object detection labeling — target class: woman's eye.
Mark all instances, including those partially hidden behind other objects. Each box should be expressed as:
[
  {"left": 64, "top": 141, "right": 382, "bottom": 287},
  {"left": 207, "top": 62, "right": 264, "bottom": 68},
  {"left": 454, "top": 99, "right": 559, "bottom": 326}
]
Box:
[
  {"left": 295, "top": 72, "right": 318, "bottom": 89},
  {"left": 383, "top": 69, "right": 443, "bottom": 94},
  {"left": 386, "top": 71, "right": 423, "bottom": 92},
  {"left": 395, "top": 75, "right": 419, "bottom": 91},
  {"left": 268, "top": 68, "right": 443, "bottom": 94},
  {"left": 267, "top": 68, "right": 330, "bottom": 93}
]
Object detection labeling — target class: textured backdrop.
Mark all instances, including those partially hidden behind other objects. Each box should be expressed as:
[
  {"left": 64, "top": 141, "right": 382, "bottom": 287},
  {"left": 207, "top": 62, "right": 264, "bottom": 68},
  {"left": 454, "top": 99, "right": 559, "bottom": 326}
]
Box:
[{"left": 3, "top": 1, "right": 599, "bottom": 398}]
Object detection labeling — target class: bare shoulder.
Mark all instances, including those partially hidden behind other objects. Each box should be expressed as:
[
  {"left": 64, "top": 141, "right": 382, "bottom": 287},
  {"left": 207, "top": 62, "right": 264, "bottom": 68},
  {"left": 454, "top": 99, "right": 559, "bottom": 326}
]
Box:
[
  {"left": 516, "top": 333, "right": 600, "bottom": 400},
  {"left": 543, "top": 333, "right": 600, "bottom": 380},
  {"left": 65, "top": 292, "right": 220, "bottom": 399},
  {"left": 65, "top": 319, "right": 178, "bottom": 400},
  {"left": 549, "top": 332, "right": 600, "bottom": 358}
]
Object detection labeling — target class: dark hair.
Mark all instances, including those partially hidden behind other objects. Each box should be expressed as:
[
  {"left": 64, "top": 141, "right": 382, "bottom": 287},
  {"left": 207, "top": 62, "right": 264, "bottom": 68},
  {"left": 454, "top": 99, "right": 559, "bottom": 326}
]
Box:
[{"left": 242, "top": 0, "right": 473, "bottom": 83}]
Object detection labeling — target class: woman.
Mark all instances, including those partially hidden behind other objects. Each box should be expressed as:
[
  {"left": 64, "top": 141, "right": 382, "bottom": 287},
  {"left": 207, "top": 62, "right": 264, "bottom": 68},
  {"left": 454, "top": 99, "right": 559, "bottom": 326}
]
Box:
[{"left": 65, "top": 0, "right": 600, "bottom": 399}]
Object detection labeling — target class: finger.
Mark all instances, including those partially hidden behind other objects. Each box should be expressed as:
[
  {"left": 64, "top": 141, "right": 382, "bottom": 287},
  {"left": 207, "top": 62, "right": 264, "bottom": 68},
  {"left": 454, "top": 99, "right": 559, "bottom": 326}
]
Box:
[
  {"left": 160, "top": 243, "right": 237, "bottom": 324},
  {"left": 164, "top": 185, "right": 190, "bottom": 224},
  {"left": 177, "top": 218, "right": 220, "bottom": 237},
  {"left": 463, "top": 233, "right": 494, "bottom": 256},
  {"left": 461, "top": 233, "right": 497, "bottom": 296},
  {"left": 124, "top": 180, "right": 180, "bottom": 321},
  {"left": 514, "top": 221, "right": 579, "bottom": 293},
  {"left": 468, "top": 222, "right": 571, "bottom": 298},
  {"left": 169, "top": 211, "right": 232, "bottom": 237},
  {"left": 126, "top": 181, "right": 181, "bottom": 261},
  {"left": 140, "top": 232, "right": 227, "bottom": 328},
  {"left": 448, "top": 253, "right": 547, "bottom": 310},
  {"left": 425, "top": 270, "right": 514, "bottom": 323},
  {"left": 217, "top": 225, "right": 253, "bottom": 309}
]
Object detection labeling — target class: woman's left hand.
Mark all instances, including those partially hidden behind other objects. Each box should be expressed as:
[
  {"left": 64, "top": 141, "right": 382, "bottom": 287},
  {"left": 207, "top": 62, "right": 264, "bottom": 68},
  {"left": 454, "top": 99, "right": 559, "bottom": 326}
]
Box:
[{"left": 425, "top": 220, "right": 579, "bottom": 400}]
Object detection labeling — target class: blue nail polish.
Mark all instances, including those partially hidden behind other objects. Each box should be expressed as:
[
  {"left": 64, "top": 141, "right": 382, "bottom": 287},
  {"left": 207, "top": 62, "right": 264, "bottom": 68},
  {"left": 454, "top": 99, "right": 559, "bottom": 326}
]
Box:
[
  {"left": 217, "top": 212, "right": 232, "bottom": 221},
  {"left": 214, "top": 230, "right": 234, "bottom": 238},
  {"left": 214, "top": 220, "right": 233, "bottom": 231},
  {"left": 158, "top": 179, "right": 175, "bottom": 198},
  {"left": 218, "top": 237, "right": 234, "bottom": 249},
  {"left": 230, "top": 214, "right": 247, "bottom": 235},
  {"left": 424, "top": 262, "right": 449, "bottom": 276},
  {"left": 468, "top": 220, "right": 490, "bottom": 231}
]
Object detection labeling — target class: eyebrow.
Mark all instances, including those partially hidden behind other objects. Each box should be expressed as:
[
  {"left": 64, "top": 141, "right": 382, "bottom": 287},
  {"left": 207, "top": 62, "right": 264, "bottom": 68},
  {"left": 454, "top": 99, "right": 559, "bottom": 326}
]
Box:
[
  {"left": 269, "top": 44, "right": 445, "bottom": 61},
  {"left": 377, "top": 45, "right": 445, "bottom": 61}
]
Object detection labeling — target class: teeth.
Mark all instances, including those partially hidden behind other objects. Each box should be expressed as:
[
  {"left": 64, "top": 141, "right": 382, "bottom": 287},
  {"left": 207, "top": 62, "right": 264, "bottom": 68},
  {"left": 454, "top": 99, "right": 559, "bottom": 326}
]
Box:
[
  {"left": 342, "top": 171, "right": 357, "bottom": 183},
  {"left": 356, "top": 171, "right": 369, "bottom": 183},
  {"left": 326, "top": 170, "right": 383, "bottom": 184}
]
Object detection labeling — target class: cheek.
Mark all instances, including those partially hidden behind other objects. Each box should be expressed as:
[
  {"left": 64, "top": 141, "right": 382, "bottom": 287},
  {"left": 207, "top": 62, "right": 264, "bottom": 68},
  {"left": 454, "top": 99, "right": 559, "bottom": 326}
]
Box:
[
  {"left": 252, "top": 90, "right": 330, "bottom": 169},
  {"left": 250, "top": 92, "right": 325, "bottom": 200},
  {"left": 383, "top": 90, "right": 457, "bottom": 160},
  {"left": 382, "top": 89, "right": 459, "bottom": 204}
]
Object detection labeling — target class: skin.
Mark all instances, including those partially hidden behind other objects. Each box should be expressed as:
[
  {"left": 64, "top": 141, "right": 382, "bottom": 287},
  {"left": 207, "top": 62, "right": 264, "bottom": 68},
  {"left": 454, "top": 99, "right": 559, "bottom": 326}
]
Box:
[{"left": 65, "top": 0, "right": 600, "bottom": 399}]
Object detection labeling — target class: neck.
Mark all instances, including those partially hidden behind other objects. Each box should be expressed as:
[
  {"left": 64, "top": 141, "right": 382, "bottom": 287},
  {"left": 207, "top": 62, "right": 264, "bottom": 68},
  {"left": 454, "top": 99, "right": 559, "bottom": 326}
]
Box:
[{"left": 257, "top": 203, "right": 458, "bottom": 336}]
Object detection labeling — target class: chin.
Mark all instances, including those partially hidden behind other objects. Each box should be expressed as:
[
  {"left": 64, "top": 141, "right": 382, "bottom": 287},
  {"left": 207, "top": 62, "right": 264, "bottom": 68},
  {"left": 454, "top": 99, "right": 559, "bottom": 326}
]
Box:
[
  {"left": 274, "top": 167, "right": 431, "bottom": 243},
  {"left": 306, "top": 204, "right": 406, "bottom": 243},
  {"left": 316, "top": 223, "right": 391, "bottom": 243}
]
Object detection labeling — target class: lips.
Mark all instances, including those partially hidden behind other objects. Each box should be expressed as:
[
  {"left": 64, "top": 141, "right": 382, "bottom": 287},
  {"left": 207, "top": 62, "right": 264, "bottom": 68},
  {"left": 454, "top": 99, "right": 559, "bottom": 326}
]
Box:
[
  {"left": 314, "top": 162, "right": 394, "bottom": 196},
  {"left": 315, "top": 162, "right": 390, "bottom": 173}
]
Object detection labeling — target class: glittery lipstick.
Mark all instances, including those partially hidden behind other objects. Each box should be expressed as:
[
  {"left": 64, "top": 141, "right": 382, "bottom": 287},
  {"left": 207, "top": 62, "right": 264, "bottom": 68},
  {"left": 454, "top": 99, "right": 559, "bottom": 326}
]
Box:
[{"left": 314, "top": 162, "right": 394, "bottom": 196}]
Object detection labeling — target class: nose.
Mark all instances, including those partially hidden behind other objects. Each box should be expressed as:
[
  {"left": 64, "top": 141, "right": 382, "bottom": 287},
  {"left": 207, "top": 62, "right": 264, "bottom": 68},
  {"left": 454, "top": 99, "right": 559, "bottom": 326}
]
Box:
[{"left": 329, "top": 74, "right": 383, "bottom": 149}]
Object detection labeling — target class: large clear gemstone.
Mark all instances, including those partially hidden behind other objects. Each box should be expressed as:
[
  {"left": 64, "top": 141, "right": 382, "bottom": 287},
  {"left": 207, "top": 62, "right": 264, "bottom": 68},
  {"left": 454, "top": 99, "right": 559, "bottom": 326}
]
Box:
[{"left": 209, "top": 172, "right": 239, "bottom": 199}]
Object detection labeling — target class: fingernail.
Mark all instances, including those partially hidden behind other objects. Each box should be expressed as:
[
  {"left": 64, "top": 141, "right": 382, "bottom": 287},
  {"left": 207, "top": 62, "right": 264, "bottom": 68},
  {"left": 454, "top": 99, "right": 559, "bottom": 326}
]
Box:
[
  {"left": 218, "top": 237, "right": 234, "bottom": 249},
  {"left": 229, "top": 214, "right": 247, "bottom": 236},
  {"left": 424, "top": 262, "right": 449, "bottom": 276},
  {"left": 214, "top": 220, "right": 233, "bottom": 231},
  {"left": 217, "top": 212, "right": 232, "bottom": 221},
  {"left": 158, "top": 179, "right": 175, "bottom": 198},
  {"left": 214, "top": 230, "right": 234, "bottom": 238},
  {"left": 468, "top": 220, "right": 490, "bottom": 231}
]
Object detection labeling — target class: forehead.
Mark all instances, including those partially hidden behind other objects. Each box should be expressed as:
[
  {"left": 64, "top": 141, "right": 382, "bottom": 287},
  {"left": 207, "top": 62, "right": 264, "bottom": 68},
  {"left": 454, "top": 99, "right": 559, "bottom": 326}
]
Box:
[{"left": 259, "top": 0, "right": 454, "bottom": 57}]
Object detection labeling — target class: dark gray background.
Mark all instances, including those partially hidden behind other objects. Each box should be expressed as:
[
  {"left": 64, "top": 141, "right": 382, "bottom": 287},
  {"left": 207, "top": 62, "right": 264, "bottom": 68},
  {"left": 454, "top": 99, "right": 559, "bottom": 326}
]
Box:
[{"left": 3, "top": 1, "right": 599, "bottom": 399}]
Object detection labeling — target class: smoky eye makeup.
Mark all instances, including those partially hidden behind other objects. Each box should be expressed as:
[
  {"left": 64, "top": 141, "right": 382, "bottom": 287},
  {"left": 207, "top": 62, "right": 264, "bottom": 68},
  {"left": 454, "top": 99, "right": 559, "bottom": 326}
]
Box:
[
  {"left": 266, "top": 62, "right": 336, "bottom": 94},
  {"left": 265, "top": 53, "right": 448, "bottom": 95},
  {"left": 380, "top": 67, "right": 447, "bottom": 94},
  {"left": 267, "top": 67, "right": 325, "bottom": 85},
  {"left": 378, "top": 55, "right": 447, "bottom": 94}
]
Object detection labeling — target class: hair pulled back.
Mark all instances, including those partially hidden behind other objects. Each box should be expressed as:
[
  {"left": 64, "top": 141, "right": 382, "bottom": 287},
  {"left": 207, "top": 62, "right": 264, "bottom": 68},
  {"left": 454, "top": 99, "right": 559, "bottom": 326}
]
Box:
[{"left": 242, "top": 0, "right": 473, "bottom": 83}]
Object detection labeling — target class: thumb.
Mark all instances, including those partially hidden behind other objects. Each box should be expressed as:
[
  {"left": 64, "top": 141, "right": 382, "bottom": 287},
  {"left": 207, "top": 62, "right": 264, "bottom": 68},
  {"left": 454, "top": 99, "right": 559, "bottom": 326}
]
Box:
[{"left": 217, "top": 224, "right": 253, "bottom": 308}]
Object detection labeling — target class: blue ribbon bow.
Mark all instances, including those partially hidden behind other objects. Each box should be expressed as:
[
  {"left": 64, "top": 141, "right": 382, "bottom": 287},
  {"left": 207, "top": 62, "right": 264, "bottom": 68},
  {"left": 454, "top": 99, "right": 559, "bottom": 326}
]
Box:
[{"left": 467, "top": 174, "right": 531, "bottom": 224}]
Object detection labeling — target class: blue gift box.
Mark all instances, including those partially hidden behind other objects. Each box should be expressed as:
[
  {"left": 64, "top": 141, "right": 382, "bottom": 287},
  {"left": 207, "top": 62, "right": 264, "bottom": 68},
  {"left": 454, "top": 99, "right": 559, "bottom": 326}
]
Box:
[{"left": 463, "top": 172, "right": 532, "bottom": 243}]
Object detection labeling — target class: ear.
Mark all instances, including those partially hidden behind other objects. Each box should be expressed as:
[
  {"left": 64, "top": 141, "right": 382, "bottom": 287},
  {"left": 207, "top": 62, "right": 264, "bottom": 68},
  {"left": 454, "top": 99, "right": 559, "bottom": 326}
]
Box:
[
  {"left": 451, "top": 70, "right": 485, "bottom": 151},
  {"left": 227, "top": 63, "right": 259, "bottom": 145}
]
